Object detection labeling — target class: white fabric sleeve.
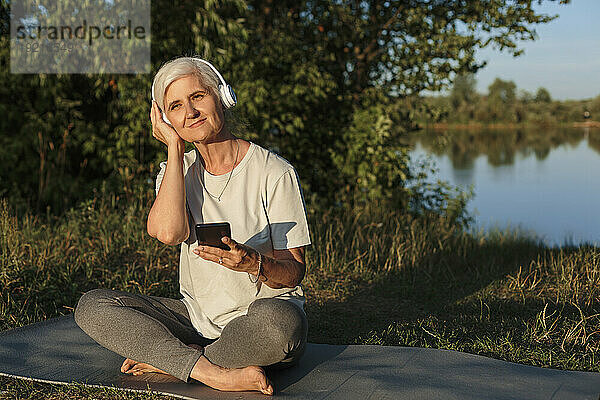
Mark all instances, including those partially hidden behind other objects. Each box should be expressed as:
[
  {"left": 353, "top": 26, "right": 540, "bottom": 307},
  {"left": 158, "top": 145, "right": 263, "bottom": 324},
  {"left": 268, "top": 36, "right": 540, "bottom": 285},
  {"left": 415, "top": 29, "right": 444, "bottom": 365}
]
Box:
[
  {"left": 267, "top": 168, "right": 312, "bottom": 250},
  {"left": 155, "top": 161, "right": 167, "bottom": 196}
]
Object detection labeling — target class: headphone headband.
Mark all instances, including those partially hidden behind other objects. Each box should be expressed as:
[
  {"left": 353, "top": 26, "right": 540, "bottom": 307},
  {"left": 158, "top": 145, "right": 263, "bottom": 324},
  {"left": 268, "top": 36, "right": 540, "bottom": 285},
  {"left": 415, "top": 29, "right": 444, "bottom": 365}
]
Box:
[{"left": 194, "top": 58, "right": 227, "bottom": 90}]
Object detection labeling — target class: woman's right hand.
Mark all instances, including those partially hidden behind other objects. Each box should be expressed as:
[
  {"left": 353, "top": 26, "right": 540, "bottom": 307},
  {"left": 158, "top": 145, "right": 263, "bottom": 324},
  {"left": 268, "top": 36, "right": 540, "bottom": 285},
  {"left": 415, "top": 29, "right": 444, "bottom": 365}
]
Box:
[{"left": 150, "top": 100, "right": 184, "bottom": 148}]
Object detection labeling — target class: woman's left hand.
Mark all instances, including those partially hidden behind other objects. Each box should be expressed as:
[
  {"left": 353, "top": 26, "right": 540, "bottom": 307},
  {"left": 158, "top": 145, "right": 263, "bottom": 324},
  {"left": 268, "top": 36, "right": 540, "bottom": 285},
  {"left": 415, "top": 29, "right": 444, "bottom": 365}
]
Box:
[{"left": 193, "top": 237, "right": 260, "bottom": 275}]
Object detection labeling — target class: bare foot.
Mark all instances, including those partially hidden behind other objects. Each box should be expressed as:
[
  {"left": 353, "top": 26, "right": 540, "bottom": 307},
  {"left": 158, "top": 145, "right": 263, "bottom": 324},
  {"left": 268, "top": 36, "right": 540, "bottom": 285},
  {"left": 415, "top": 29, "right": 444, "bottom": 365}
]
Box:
[
  {"left": 121, "top": 358, "right": 169, "bottom": 376},
  {"left": 190, "top": 355, "right": 274, "bottom": 396},
  {"left": 121, "top": 344, "right": 205, "bottom": 377}
]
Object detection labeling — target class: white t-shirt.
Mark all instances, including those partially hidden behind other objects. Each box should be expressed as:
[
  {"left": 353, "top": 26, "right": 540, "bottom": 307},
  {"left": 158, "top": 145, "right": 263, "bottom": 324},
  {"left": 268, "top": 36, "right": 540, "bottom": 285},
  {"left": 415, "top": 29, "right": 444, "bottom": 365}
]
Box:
[{"left": 155, "top": 141, "right": 312, "bottom": 339}]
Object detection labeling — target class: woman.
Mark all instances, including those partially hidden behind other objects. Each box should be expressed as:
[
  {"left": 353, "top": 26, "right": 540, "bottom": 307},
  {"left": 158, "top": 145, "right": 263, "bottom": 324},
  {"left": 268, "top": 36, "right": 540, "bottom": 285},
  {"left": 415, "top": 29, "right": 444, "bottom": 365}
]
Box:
[{"left": 74, "top": 56, "right": 311, "bottom": 395}]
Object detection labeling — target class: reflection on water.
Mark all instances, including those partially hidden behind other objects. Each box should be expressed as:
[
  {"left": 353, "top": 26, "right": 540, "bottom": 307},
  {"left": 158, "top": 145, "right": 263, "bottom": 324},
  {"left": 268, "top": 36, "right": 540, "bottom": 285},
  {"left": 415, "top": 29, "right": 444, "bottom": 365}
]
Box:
[{"left": 409, "top": 127, "right": 600, "bottom": 246}]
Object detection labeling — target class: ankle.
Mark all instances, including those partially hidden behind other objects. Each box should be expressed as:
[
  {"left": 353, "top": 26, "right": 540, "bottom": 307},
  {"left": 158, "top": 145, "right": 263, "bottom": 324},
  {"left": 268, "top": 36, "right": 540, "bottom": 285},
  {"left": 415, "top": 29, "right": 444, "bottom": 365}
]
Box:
[{"left": 190, "top": 355, "right": 225, "bottom": 382}]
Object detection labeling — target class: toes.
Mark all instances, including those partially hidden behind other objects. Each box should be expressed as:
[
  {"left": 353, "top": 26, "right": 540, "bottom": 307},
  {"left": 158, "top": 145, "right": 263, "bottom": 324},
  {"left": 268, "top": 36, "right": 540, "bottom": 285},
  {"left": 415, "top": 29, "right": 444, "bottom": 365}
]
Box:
[
  {"left": 256, "top": 368, "right": 274, "bottom": 395},
  {"left": 121, "top": 359, "right": 134, "bottom": 373},
  {"left": 263, "top": 377, "right": 274, "bottom": 395},
  {"left": 131, "top": 364, "right": 148, "bottom": 373},
  {"left": 131, "top": 364, "right": 149, "bottom": 374},
  {"left": 261, "top": 383, "right": 274, "bottom": 396}
]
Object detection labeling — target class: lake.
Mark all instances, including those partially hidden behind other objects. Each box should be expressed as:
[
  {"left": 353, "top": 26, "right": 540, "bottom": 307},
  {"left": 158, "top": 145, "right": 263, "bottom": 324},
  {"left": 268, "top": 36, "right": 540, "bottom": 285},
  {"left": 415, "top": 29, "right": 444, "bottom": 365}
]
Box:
[{"left": 408, "top": 127, "right": 600, "bottom": 246}]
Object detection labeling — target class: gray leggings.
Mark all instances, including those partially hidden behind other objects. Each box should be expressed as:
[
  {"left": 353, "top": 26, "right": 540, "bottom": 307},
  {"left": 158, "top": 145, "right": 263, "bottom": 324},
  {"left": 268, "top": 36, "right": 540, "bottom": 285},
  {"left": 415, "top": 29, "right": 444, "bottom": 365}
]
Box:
[{"left": 74, "top": 288, "right": 308, "bottom": 382}]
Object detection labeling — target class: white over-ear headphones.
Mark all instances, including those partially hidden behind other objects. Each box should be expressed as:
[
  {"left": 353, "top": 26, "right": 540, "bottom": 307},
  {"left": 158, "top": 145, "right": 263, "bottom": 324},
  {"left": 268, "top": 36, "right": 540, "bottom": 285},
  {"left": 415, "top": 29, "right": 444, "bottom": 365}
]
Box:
[{"left": 151, "top": 58, "right": 237, "bottom": 126}]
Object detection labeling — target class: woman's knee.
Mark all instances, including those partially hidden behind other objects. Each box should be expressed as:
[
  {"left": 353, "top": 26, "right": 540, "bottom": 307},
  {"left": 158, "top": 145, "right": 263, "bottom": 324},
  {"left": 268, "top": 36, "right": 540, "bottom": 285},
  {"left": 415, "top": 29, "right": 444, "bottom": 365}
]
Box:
[
  {"left": 73, "top": 288, "right": 116, "bottom": 332},
  {"left": 248, "top": 298, "right": 307, "bottom": 346},
  {"left": 205, "top": 298, "right": 307, "bottom": 368}
]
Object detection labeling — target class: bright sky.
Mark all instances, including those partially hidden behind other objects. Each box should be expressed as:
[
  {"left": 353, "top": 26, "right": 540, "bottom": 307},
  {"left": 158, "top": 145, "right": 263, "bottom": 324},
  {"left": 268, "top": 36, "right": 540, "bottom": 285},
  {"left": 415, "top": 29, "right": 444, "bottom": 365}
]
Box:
[{"left": 475, "top": 0, "right": 600, "bottom": 100}]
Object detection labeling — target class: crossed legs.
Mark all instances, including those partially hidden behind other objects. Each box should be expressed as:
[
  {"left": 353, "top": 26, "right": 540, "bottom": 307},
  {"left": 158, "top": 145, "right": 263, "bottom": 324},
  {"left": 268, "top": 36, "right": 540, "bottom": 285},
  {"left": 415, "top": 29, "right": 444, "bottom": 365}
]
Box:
[{"left": 73, "top": 288, "right": 307, "bottom": 394}]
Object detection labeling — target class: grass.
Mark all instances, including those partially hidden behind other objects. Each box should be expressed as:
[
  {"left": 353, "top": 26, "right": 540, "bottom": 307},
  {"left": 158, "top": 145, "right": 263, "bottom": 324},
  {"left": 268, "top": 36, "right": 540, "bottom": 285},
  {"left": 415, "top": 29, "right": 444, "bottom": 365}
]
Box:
[{"left": 1, "top": 188, "right": 600, "bottom": 398}]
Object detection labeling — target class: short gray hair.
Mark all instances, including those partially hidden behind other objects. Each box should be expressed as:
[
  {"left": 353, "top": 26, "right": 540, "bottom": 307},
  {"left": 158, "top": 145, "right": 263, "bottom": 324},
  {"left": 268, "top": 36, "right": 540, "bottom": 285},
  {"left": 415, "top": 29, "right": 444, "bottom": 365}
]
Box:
[{"left": 152, "top": 56, "right": 245, "bottom": 134}]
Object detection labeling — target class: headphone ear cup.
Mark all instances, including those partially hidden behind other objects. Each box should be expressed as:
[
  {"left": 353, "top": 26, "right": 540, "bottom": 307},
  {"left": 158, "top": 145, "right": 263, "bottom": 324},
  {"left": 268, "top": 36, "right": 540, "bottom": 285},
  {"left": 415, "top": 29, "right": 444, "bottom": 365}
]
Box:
[
  {"left": 154, "top": 103, "right": 172, "bottom": 125},
  {"left": 151, "top": 81, "right": 172, "bottom": 125},
  {"left": 227, "top": 85, "right": 237, "bottom": 108},
  {"left": 219, "top": 84, "right": 237, "bottom": 109}
]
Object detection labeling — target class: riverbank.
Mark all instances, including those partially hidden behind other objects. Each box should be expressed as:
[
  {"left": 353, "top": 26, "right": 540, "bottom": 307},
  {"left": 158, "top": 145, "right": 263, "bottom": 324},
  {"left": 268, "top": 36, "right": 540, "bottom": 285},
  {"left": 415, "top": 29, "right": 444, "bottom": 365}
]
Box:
[
  {"left": 420, "top": 121, "right": 600, "bottom": 131},
  {"left": 573, "top": 120, "right": 600, "bottom": 128},
  {"left": 1, "top": 194, "right": 599, "bottom": 398}
]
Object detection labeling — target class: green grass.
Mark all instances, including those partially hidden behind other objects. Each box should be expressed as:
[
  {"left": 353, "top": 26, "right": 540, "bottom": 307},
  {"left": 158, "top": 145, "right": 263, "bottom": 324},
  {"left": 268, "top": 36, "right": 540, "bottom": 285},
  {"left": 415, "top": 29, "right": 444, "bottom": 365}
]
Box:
[
  {"left": 1, "top": 189, "right": 600, "bottom": 398},
  {"left": 0, "top": 379, "right": 173, "bottom": 400}
]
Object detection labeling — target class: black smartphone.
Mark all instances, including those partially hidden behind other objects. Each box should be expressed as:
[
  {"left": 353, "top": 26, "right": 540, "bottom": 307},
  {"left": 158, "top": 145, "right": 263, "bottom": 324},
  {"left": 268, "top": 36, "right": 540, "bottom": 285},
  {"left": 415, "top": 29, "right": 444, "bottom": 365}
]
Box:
[{"left": 195, "top": 222, "right": 231, "bottom": 251}]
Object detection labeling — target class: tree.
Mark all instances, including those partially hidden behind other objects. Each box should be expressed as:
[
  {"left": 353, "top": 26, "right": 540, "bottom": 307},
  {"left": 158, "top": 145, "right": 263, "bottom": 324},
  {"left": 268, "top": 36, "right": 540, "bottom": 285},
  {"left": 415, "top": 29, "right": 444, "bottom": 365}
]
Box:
[
  {"left": 488, "top": 78, "right": 517, "bottom": 104},
  {"left": 519, "top": 90, "right": 534, "bottom": 103},
  {"left": 448, "top": 73, "right": 479, "bottom": 122},
  {"left": 0, "top": 0, "right": 248, "bottom": 213},
  {"left": 487, "top": 78, "right": 517, "bottom": 121},
  {"left": 534, "top": 87, "right": 552, "bottom": 103},
  {"left": 0, "top": 0, "right": 570, "bottom": 213},
  {"left": 450, "top": 73, "right": 478, "bottom": 110},
  {"left": 233, "top": 0, "right": 567, "bottom": 209}
]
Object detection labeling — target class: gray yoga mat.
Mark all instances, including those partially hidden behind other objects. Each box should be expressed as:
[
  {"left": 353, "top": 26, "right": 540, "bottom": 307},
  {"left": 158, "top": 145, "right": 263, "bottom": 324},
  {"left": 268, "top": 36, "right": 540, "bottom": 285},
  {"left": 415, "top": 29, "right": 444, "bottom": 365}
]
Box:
[{"left": 1, "top": 315, "right": 599, "bottom": 399}]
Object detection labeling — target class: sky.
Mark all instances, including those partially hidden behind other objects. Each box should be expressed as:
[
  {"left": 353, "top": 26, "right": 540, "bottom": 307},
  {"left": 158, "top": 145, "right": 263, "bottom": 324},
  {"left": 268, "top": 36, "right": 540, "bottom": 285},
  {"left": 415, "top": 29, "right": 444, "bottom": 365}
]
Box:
[{"left": 474, "top": 0, "right": 600, "bottom": 100}]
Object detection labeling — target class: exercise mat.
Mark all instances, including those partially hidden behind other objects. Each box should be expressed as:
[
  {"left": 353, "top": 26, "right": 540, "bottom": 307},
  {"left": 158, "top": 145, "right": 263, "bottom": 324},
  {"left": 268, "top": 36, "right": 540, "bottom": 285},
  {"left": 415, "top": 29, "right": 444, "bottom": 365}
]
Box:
[{"left": 1, "top": 315, "right": 599, "bottom": 399}]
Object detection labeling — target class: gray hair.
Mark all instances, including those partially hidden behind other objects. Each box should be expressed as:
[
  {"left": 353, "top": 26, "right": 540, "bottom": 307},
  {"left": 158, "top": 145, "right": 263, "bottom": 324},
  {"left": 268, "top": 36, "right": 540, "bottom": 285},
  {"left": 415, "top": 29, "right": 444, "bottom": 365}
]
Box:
[{"left": 152, "top": 56, "right": 245, "bottom": 134}]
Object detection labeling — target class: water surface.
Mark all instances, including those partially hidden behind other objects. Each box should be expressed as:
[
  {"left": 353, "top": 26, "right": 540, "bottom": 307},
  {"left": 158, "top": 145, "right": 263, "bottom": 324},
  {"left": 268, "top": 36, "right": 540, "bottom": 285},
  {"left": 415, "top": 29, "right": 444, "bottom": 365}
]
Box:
[{"left": 408, "top": 127, "right": 600, "bottom": 246}]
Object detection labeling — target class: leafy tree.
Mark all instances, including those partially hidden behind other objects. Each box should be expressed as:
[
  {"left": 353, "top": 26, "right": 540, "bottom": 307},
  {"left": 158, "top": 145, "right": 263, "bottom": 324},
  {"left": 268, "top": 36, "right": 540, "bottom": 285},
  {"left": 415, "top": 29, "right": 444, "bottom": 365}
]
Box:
[
  {"left": 488, "top": 78, "right": 517, "bottom": 104},
  {"left": 487, "top": 78, "right": 517, "bottom": 121},
  {"left": 0, "top": 0, "right": 248, "bottom": 214},
  {"left": 448, "top": 73, "right": 479, "bottom": 122},
  {"left": 232, "top": 0, "right": 565, "bottom": 209},
  {"left": 450, "top": 73, "right": 478, "bottom": 109},
  {"left": 0, "top": 0, "right": 569, "bottom": 214},
  {"left": 534, "top": 87, "right": 552, "bottom": 103},
  {"left": 519, "top": 90, "right": 534, "bottom": 103}
]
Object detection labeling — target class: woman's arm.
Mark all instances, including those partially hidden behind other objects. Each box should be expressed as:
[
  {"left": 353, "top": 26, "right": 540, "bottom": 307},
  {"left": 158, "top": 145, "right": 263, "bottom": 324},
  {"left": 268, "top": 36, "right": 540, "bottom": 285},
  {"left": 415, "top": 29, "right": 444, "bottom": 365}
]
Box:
[
  {"left": 256, "top": 247, "right": 306, "bottom": 289},
  {"left": 194, "top": 238, "right": 306, "bottom": 289},
  {"left": 146, "top": 101, "right": 190, "bottom": 245},
  {"left": 147, "top": 141, "right": 190, "bottom": 245},
  {"left": 146, "top": 148, "right": 190, "bottom": 246},
  {"left": 193, "top": 165, "right": 311, "bottom": 288}
]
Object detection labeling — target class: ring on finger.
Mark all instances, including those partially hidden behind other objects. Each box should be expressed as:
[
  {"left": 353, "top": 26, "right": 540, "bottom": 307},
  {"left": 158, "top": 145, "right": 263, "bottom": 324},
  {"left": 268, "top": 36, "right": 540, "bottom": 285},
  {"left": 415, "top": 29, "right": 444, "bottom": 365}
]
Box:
[{"left": 218, "top": 257, "right": 223, "bottom": 264}]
